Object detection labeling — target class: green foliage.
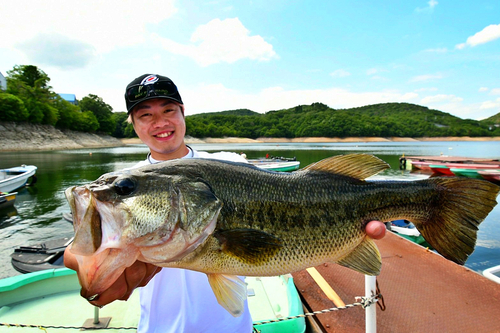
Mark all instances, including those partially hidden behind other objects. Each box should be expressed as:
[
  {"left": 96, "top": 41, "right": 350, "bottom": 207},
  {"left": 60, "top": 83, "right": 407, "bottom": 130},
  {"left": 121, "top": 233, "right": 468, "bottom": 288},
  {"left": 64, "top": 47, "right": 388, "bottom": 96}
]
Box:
[
  {"left": 112, "top": 112, "right": 136, "bottom": 138},
  {"left": 79, "top": 94, "right": 116, "bottom": 134},
  {"left": 6, "top": 65, "right": 58, "bottom": 125},
  {"left": 78, "top": 111, "right": 100, "bottom": 132},
  {"left": 0, "top": 93, "right": 29, "bottom": 121},
  {"left": 186, "top": 102, "right": 499, "bottom": 139},
  {"left": 2, "top": 64, "right": 116, "bottom": 134}
]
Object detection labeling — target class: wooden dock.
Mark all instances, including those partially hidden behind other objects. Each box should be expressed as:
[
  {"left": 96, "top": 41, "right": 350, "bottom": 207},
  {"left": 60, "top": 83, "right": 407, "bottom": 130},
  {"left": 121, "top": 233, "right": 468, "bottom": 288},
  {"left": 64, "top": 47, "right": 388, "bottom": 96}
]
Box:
[{"left": 292, "top": 232, "right": 500, "bottom": 332}]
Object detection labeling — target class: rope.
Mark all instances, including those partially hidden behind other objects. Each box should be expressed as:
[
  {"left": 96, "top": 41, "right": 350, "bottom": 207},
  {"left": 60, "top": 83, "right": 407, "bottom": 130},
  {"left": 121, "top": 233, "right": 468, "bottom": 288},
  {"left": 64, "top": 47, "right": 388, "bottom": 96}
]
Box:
[
  {"left": 0, "top": 323, "right": 137, "bottom": 331},
  {"left": 253, "top": 294, "right": 380, "bottom": 326},
  {"left": 1, "top": 294, "right": 381, "bottom": 331}
]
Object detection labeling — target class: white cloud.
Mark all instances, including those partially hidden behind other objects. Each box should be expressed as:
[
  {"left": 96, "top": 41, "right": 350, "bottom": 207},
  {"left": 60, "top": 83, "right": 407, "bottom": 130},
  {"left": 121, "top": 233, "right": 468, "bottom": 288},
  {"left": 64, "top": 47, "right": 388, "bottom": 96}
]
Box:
[
  {"left": 415, "top": 87, "right": 438, "bottom": 92},
  {"left": 415, "top": 0, "right": 438, "bottom": 13},
  {"left": 153, "top": 18, "right": 277, "bottom": 67},
  {"left": 490, "top": 88, "right": 500, "bottom": 95},
  {"left": 366, "top": 68, "right": 378, "bottom": 75},
  {"left": 420, "top": 94, "right": 463, "bottom": 104},
  {"left": 479, "top": 87, "right": 489, "bottom": 92},
  {"left": 428, "top": 0, "right": 438, "bottom": 8},
  {"left": 17, "top": 33, "right": 96, "bottom": 70},
  {"left": 330, "top": 69, "right": 351, "bottom": 78},
  {"left": 455, "top": 24, "right": 500, "bottom": 49},
  {"left": 409, "top": 73, "right": 443, "bottom": 82},
  {"left": 423, "top": 47, "right": 447, "bottom": 53},
  {"left": 480, "top": 100, "right": 500, "bottom": 110},
  {"left": 0, "top": 0, "right": 178, "bottom": 54}
]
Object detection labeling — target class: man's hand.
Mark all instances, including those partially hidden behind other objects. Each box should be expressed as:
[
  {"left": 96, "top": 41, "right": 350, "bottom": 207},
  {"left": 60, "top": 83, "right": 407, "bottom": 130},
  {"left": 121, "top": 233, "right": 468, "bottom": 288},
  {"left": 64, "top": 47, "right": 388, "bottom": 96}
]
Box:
[
  {"left": 64, "top": 246, "right": 161, "bottom": 307},
  {"left": 365, "top": 220, "right": 386, "bottom": 240}
]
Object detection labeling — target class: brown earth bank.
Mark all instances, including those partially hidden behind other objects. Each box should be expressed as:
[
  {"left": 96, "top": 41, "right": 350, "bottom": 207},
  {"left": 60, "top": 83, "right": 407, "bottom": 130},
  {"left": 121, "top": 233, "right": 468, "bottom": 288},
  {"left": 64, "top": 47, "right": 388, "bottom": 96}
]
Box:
[
  {"left": 0, "top": 121, "right": 123, "bottom": 152},
  {"left": 1, "top": 121, "right": 499, "bottom": 152}
]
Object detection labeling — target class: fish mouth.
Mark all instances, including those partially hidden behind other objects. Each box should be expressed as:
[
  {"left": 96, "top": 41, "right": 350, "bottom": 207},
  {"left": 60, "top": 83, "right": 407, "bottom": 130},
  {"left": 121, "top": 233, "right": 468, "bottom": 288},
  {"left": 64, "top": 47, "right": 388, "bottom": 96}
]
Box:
[
  {"left": 66, "top": 185, "right": 140, "bottom": 298},
  {"left": 66, "top": 186, "right": 103, "bottom": 255}
]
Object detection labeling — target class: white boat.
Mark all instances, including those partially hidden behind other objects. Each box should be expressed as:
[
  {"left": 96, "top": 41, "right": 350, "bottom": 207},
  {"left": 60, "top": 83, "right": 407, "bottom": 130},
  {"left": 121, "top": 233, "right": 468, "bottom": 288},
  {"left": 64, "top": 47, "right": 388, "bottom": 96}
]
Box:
[
  {"left": 0, "top": 269, "right": 306, "bottom": 332},
  {"left": 249, "top": 160, "right": 301, "bottom": 172},
  {"left": 483, "top": 265, "right": 500, "bottom": 284},
  {"left": 0, "top": 192, "right": 17, "bottom": 210},
  {"left": 0, "top": 165, "right": 37, "bottom": 192}
]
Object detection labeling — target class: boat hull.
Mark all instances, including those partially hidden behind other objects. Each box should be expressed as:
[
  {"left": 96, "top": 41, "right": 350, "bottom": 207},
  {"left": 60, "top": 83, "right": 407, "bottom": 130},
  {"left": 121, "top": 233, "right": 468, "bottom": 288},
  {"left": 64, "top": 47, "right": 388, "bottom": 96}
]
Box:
[
  {"left": 250, "top": 160, "right": 301, "bottom": 172},
  {"left": 0, "top": 269, "right": 306, "bottom": 332},
  {"left": 0, "top": 165, "right": 37, "bottom": 192},
  {"left": 0, "top": 192, "right": 17, "bottom": 210}
]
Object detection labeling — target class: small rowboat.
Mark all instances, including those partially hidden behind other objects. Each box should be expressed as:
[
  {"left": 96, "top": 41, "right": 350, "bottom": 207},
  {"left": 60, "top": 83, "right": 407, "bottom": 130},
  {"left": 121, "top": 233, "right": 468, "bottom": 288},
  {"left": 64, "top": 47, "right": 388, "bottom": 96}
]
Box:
[
  {"left": 429, "top": 164, "right": 454, "bottom": 176},
  {"left": 0, "top": 165, "right": 37, "bottom": 192},
  {"left": 449, "top": 168, "right": 484, "bottom": 179},
  {"left": 477, "top": 170, "right": 500, "bottom": 184},
  {"left": 249, "top": 160, "right": 301, "bottom": 172},
  {"left": 0, "top": 269, "right": 306, "bottom": 332},
  {"left": 411, "top": 160, "right": 500, "bottom": 172},
  {"left": 483, "top": 265, "right": 500, "bottom": 284},
  {"left": 0, "top": 192, "right": 17, "bottom": 210}
]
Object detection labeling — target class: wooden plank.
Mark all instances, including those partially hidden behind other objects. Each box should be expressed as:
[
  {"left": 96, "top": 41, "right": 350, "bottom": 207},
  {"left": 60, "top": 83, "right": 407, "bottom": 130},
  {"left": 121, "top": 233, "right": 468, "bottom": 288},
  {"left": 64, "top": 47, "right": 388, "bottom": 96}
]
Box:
[
  {"left": 293, "top": 232, "right": 500, "bottom": 332},
  {"left": 306, "top": 267, "right": 345, "bottom": 307}
]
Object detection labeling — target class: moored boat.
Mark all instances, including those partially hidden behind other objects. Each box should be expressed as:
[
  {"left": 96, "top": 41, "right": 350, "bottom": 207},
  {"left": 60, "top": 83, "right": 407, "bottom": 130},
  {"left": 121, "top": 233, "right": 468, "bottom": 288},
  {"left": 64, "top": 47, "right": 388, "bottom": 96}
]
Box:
[
  {"left": 477, "top": 170, "right": 500, "bottom": 184},
  {"left": 449, "top": 168, "right": 484, "bottom": 179},
  {"left": 387, "top": 219, "right": 431, "bottom": 247},
  {"left": 483, "top": 265, "right": 500, "bottom": 284},
  {"left": 248, "top": 157, "right": 301, "bottom": 172},
  {"left": 429, "top": 164, "right": 454, "bottom": 176},
  {"left": 0, "top": 268, "right": 306, "bottom": 332},
  {"left": 0, "top": 165, "right": 37, "bottom": 192},
  {"left": 0, "top": 268, "right": 141, "bottom": 332},
  {"left": 0, "top": 192, "right": 17, "bottom": 211},
  {"left": 252, "top": 160, "right": 301, "bottom": 172},
  {"left": 10, "top": 237, "right": 73, "bottom": 274}
]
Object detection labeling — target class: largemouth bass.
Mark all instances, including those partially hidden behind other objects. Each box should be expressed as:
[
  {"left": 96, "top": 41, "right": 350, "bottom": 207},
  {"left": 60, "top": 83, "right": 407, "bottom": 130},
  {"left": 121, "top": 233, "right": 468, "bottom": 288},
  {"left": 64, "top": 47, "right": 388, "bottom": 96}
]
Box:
[{"left": 65, "top": 154, "right": 499, "bottom": 316}]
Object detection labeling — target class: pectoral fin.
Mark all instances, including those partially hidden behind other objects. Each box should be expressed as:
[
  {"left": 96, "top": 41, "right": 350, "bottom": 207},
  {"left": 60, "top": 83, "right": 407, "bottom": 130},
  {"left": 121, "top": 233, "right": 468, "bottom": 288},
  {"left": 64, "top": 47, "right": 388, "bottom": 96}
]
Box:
[
  {"left": 207, "top": 273, "right": 247, "bottom": 317},
  {"left": 337, "top": 237, "right": 381, "bottom": 275},
  {"left": 214, "top": 229, "right": 282, "bottom": 264}
]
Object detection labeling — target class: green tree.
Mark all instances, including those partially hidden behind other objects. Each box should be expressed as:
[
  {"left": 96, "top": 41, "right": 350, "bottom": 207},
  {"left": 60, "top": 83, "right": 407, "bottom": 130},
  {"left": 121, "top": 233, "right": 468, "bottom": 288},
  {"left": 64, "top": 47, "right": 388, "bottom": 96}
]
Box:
[
  {"left": 76, "top": 111, "right": 100, "bottom": 132},
  {"left": 0, "top": 93, "right": 29, "bottom": 121},
  {"left": 53, "top": 95, "right": 80, "bottom": 130},
  {"left": 6, "top": 65, "right": 58, "bottom": 125},
  {"left": 79, "top": 94, "right": 116, "bottom": 134},
  {"left": 112, "top": 112, "right": 131, "bottom": 138}
]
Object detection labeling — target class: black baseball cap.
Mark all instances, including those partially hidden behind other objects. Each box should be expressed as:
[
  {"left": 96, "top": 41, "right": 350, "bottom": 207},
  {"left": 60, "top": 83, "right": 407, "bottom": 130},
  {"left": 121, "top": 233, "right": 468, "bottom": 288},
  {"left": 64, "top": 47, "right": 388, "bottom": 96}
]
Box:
[{"left": 125, "top": 74, "right": 183, "bottom": 113}]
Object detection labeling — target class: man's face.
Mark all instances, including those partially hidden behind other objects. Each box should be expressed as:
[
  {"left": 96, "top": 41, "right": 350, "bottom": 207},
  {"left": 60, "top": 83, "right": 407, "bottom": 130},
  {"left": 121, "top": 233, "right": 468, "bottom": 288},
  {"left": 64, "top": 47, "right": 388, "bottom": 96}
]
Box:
[{"left": 131, "top": 98, "right": 187, "bottom": 160}]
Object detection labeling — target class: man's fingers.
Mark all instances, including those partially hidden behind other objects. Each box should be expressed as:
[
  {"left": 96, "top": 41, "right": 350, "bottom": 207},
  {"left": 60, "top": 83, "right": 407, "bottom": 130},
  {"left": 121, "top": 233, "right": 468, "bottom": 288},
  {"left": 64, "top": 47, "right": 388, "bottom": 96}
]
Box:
[{"left": 366, "top": 221, "right": 386, "bottom": 240}]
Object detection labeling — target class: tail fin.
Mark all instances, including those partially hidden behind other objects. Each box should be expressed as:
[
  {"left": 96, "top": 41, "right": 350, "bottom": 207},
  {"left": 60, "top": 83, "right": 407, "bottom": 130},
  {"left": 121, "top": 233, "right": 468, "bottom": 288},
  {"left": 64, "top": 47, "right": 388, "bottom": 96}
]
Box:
[{"left": 413, "top": 177, "right": 499, "bottom": 265}]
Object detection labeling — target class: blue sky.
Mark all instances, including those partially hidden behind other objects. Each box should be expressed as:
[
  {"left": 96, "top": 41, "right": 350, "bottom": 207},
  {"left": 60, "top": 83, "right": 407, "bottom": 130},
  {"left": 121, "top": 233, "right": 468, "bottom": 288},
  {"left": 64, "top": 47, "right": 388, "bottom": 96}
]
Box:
[{"left": 1, "top": 0, "right": 499, "bottom": 120}]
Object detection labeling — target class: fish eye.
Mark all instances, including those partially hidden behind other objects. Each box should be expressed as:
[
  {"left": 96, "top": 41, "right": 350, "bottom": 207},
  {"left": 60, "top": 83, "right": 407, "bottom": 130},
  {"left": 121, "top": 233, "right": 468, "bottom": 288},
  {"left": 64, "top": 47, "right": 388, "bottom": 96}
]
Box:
[{"left": 113, "top": 178, "right": 136, "bottom": 196}]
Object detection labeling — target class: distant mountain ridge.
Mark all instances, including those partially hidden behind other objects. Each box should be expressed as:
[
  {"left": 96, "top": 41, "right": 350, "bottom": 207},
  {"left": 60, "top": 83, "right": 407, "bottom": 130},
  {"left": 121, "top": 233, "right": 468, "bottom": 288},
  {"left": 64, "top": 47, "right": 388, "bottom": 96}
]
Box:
[{"left": 185, "top": 102, "right": 500, "bottom": 139}]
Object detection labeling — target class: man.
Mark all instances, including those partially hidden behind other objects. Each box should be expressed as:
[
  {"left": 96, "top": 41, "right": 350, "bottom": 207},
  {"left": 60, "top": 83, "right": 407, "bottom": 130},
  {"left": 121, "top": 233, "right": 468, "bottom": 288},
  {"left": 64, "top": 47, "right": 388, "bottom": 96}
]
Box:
[{"left": 65, "top": 74, "right": 386, "bottom": 332}]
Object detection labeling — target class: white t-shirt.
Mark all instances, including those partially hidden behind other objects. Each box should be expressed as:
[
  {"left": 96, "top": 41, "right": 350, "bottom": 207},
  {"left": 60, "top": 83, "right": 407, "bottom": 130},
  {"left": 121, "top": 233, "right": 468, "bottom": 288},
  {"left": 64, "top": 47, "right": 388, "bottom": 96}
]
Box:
[{"left": 134, "top": 148, "right": 253, "bottom": 333}]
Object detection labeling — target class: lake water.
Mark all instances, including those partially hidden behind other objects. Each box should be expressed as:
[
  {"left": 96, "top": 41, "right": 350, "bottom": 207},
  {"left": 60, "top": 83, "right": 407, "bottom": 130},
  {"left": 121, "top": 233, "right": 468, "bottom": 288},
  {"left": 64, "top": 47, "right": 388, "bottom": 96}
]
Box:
[{"left": 0, "top": 141, "right": 499, "bottom": 280}]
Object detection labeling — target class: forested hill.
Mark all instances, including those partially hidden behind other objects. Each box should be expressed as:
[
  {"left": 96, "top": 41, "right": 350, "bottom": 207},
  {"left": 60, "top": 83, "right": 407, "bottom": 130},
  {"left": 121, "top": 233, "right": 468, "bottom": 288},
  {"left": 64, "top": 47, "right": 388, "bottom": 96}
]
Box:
[{"left": 185, "top": 102, "right": 500, "bottom": 139}]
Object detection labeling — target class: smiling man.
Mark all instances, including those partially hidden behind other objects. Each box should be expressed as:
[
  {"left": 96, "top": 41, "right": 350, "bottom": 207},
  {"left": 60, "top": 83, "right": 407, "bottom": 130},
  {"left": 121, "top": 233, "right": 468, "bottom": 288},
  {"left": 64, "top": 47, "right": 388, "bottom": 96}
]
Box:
[{"left": 65, "top": 73, "right": 386, "bottom": 333}]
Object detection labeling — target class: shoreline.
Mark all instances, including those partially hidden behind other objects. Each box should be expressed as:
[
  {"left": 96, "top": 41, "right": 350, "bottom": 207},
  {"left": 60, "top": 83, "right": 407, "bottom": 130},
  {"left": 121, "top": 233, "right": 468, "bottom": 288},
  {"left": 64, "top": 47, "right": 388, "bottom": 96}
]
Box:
[
  {"left": 122, "top": 136, "right": 500, "bottom": 145},
  {"left": 1, "top": 118, "right": 499, "bottom": 153}
]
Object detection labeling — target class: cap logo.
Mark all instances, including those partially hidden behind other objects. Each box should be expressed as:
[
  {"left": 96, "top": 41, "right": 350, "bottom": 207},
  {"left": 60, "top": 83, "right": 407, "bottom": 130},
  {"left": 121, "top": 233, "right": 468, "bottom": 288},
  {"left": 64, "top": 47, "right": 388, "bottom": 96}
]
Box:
[{"left": 140, "top": 75, "right": 159, "bottom": 85}]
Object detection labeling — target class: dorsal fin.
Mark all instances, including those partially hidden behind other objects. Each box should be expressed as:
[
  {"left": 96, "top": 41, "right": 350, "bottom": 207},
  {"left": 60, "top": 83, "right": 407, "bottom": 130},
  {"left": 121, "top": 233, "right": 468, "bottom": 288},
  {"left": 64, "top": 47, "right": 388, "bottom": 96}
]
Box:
[{"left": 302, "top": 154, "right": 389, "bottom": 180}]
